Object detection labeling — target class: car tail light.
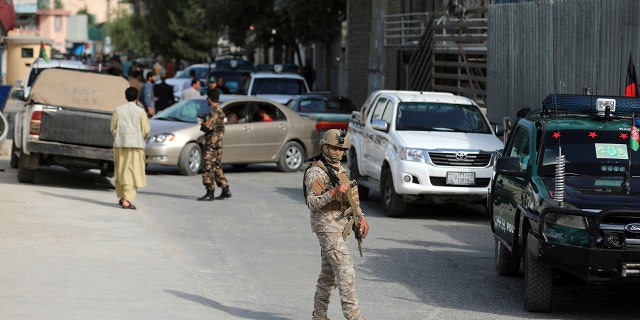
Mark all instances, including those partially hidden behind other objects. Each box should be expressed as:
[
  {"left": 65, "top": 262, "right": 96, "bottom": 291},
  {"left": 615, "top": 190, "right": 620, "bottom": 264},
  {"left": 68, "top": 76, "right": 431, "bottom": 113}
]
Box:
[
  {"left": 315, "top": 121, "right": 348, "bottom": 131},
  {"left": 29, "top": 111, "right": 42, "bottom": 135}
]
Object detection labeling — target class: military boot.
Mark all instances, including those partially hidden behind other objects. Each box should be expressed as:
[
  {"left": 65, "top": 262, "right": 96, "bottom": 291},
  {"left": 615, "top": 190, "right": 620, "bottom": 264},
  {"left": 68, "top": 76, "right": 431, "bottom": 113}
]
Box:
[
  {"left": 197, "top": 190, "right": 215, "bottom": 201},
  {"left": 216, "top": 186, "right": 232, "bottom": 199},
  {"left": 311, "top": 312, "right": 330, "bottom": 320}
]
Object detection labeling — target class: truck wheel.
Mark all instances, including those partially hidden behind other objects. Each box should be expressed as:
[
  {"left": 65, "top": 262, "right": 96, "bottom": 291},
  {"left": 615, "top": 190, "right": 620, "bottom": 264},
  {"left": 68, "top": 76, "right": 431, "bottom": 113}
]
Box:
[
  {"left": 277, "top": 141, "right": 305, "bottom": 172},
  {"left": 17, "top": 149, "right": 36, "bottom": 183},
  {"left": 348, "top": 149, "right": 369, "bottom": 200},
  {"left": 10, "top": 142, "right": 19, "bottom": 169},
  {"left": 524, "top": 235, "right": 553, "bottom": 312},
  {"left": 495, "top": 239, "right": 520, "bottom": 276},
  {"left": 178, "top": 142, "right": 203, "bottom": 176},
  {"left": 381, "top": 168, "right": 406, "bottom": 217}
]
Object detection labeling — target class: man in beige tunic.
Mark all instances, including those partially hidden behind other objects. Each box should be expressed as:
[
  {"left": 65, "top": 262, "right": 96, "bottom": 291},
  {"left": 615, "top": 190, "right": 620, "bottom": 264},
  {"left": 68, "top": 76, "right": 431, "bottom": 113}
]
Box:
[{"left": 110, "top": 86, "right": 150, "bottom": 209}]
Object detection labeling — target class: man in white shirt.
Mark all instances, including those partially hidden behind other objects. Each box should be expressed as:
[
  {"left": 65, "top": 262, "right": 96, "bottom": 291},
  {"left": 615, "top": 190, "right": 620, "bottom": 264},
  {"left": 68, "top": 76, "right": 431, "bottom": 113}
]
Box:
[{"left": 180, "top": 78, "right": 202, "bottom": 101}]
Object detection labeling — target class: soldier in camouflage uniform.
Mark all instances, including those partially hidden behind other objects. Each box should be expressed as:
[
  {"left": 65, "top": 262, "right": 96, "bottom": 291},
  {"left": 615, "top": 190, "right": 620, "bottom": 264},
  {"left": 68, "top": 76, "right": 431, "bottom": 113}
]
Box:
[
  {"left": 304, "top": 129, "right": 370, "bottom": 320},
  {"left": 196, "top": 89, "right": 231, "bottom": 201}
]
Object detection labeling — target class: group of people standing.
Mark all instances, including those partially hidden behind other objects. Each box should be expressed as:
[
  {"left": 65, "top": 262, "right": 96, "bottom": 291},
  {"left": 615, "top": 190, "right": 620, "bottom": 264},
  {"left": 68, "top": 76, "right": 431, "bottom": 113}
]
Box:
[
  {"left": 110, "top": 84, "right": 369, "bottom": 319},
  {"left": 110, "top": 86, "right": 232, "bottom": 209}
]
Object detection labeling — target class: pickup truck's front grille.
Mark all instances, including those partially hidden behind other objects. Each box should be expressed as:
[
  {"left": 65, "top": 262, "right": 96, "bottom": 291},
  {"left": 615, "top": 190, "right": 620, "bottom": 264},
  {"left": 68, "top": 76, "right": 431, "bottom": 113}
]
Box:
[
  {"left": 600, "top": 217, "right": 640, "bottom": 249},
  {"left": 428, "top": 152, "right": 492, "bottom": 167}
]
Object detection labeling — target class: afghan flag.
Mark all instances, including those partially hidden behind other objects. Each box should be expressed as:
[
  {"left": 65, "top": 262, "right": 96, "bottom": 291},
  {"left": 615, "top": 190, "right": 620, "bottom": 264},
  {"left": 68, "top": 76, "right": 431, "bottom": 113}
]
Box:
[
  {"left": 39, "top": 41, "right": 49, "bottom": 63},
  {"left": 632, "top": 116, "right": 640, "bottom": 151},
  {"left": 626, "top": 53, "right": 639, "bottom": 97}
]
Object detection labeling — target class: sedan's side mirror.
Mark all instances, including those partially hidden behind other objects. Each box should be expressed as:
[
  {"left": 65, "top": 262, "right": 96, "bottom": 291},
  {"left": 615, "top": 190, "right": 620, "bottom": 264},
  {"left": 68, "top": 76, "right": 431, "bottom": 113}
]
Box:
[{"left": 495, "top": 157, "right": 526, "bottom": 178}]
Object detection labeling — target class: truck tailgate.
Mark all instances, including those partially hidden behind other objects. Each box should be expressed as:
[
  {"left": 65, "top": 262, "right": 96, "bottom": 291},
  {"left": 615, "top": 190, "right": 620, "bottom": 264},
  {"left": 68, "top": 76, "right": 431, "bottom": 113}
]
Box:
[{"left": 40, "top": 108, "right": 113, "bottom": 148}]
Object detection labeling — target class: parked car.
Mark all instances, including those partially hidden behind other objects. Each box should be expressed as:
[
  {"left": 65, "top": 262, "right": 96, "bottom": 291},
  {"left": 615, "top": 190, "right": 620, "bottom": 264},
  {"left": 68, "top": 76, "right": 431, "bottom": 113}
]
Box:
[
  {"left": 286, "top": 93, "right": 357, "bottom": 132},
  {"left": 145, "top": 95, "right": 321, "bottom": 175},
  {"left": 490, "top": 94, "right": 640, "bottom": 312},
  {"left": 243, "top": 64, "right": 309, "bottom": 104},
  {"left": 208, "top": 58, "right": 254, "bottom": 94}
]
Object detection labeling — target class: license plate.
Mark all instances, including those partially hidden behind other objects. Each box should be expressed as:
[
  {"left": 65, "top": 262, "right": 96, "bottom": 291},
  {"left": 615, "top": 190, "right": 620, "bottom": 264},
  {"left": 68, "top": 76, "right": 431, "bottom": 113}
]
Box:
[{"left": 446, "top": 172, "right": 475, "bottom": 185}]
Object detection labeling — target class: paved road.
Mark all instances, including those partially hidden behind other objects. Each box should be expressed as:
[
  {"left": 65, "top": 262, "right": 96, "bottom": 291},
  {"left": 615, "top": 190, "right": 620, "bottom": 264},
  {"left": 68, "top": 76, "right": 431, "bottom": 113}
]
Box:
[{"left": 2, "top": 149, "right": 640, "bottom": 319}]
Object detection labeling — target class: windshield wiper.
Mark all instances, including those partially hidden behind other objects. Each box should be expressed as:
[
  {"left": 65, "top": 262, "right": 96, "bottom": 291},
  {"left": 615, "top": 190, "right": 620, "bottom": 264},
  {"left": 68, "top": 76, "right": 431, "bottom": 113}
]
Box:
[{"left": 400, "top": 125, "right": 432, "bottom": 131}]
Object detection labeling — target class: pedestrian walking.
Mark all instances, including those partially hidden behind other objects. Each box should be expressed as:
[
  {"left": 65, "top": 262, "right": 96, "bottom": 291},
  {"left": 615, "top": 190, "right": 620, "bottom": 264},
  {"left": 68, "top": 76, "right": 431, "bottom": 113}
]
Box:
[
  {"left": 110, "top": 86, "right": 151, "bottom": 210},
  {"left": 196, "top": 89, "right": 231, "bottom": 201},
  {"left": 303, "top": 129, "right": 370, "bottom": 320}
]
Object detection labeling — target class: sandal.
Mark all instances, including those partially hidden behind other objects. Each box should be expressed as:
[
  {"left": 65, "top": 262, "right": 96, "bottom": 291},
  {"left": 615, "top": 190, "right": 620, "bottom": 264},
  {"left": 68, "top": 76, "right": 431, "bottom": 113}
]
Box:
[
  {"left": 121, "top": 201, "right": 137, "bottom": 210},
  {"left": 118, "top": 199, "right": 123, "bottom": 205}
]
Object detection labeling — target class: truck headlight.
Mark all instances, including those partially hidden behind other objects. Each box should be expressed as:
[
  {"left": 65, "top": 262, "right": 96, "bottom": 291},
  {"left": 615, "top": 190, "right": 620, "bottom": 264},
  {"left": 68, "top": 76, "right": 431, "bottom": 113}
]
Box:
[
  {"left": 147, "top": 133, "right": 175, "bottom": 143},
  {"left": 542, "top": 203, "right": 589, "bottom": 246},
  {"left": 399, "top": 148, "right": 425, "bottom": 162}
]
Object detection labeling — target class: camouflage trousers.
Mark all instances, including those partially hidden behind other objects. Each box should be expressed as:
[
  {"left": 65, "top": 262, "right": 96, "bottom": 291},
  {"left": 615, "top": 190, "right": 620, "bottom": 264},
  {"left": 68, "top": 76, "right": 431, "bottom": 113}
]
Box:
[
  {"left": 202, "top": 146, "right": 228, "bottom": 191},
  {"left": 313, "top": 232, "right": 364, "bottom": 320}
]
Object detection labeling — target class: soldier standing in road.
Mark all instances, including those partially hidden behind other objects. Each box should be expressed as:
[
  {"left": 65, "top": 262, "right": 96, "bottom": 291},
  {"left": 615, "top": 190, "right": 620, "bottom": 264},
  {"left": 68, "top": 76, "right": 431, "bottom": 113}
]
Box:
[
  {"left": 110, "top": 86, "right": 151, "bottom": 209},
  {"left": 197, "top": 89, "right": 231, "bottom": 201},
  {"left": 304, "top": 129, "right": 370, "bottom": 320}
]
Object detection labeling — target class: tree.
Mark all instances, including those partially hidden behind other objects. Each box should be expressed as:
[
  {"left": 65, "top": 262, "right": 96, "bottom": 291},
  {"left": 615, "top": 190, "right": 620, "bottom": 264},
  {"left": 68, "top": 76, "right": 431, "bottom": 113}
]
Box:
[
  {"left": 108, "top": 8, "right": 150, "bottom": 57},
  {"left": 217, "top": 0, "right": 346, "bottom": 64},
  {"left": 142, "top": 0, "right": 219, "bottom": 62}
]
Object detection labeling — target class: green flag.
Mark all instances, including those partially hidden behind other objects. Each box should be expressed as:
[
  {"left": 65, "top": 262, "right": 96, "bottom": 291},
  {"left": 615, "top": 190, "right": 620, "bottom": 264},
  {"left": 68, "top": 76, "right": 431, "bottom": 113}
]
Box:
[
  {"left": 631, "top": 116, "right": 640, "bottom": 151},
  {"left": 39, "top": 41, "right": 49, "bottom": 63}
]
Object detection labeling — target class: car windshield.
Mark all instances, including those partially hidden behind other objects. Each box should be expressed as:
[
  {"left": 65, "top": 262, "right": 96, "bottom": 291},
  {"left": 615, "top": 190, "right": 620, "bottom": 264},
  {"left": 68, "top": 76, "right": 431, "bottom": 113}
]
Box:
[
  {"left": 209, "top": 70, "right": 247, "bottom": 94},
  {"left": 539, "top": 129, "right": 640, "bottom": 178},
  {"left": 396, "top": 102, "right": 491, "bottom": 133},
  {"left": 251, "top": 78, "right": 307, "bottom": 95},
  {"left": 293, "top": 97, "right": 356, "bottom": 114},
  {"left": 153, "top": 99, "right": 209, "bottom": 122},
  {"left": 174, "top": 66, "right": 212, "bottom": 80}
]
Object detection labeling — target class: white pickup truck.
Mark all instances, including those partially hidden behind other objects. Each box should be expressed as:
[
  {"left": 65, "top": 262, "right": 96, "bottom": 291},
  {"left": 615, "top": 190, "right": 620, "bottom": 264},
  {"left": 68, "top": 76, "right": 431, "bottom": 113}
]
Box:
[{"left": 347, "top": 90, "right": 504, "bottom": 217}]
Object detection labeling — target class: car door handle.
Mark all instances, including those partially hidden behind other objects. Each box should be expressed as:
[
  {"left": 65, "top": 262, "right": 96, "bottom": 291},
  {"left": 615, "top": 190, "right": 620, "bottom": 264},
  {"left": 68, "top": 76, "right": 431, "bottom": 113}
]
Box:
[
  {"left": 278, "top": 124, "right": 287, "bottom": 130},
  {"left": 242, "top": 126, "right": 251, "bottom": 132}
]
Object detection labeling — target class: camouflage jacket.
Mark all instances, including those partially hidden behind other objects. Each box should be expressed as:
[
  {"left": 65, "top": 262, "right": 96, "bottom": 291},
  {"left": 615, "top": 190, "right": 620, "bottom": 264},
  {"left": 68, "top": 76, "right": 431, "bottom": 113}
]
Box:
[
  {"left": 200, "top": 106, "right": 225, "bottom": 149},
  {"left": 304, "top": 160, "right": 363, "bottom": 233}
]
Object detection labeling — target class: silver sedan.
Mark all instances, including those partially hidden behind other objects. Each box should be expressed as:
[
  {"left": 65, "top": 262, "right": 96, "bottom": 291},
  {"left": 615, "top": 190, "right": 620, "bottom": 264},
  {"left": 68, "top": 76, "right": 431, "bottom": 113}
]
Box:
[{"left": 145, "top": 95, "right": 321, "bottom": 175}]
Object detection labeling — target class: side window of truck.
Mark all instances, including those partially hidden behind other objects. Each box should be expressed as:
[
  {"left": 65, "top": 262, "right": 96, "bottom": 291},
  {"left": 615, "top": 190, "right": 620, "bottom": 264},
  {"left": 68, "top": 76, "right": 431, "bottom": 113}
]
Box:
[
  {"left": 381, "top": 100, "right": 394, "bottom": 123},
  {"left": 507, "top": 126, "right": 530, "bottom": 170},
  {"left": 370, "top": 98, "right": 389, "bottom": 122}
]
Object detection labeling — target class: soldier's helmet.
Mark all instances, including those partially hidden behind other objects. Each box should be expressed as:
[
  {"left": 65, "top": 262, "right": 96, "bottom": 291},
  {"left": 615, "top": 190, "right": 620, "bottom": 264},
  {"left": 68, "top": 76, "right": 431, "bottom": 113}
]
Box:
[{"left": 319, "top": 129, "right": 349, "bottom": 149}]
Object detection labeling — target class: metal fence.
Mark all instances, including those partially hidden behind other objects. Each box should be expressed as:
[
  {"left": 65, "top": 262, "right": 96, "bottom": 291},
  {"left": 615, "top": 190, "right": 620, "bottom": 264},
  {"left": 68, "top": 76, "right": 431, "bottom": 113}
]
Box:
[{"left": 486, "top": 0, "right": 640, "bottom": 124}]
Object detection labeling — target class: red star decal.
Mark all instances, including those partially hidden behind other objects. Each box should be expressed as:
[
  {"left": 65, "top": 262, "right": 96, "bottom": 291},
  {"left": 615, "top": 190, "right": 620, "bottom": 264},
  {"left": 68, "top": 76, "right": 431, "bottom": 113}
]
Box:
[
  {"left": 621, "top": 133, "right": 629, "bottom": 140},
  {"left": 552, "top": 132, "right": 561, "bottom": 139},
  {"left": 588, "top": 132, "right": 598, "bottom": 138}
]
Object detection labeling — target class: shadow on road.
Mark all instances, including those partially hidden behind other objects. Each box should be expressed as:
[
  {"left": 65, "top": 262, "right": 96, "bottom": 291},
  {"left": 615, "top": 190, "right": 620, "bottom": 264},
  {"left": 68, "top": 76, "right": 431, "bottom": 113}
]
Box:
[{"left": 165, "top": 290, "right": 292, "bottom": 320}]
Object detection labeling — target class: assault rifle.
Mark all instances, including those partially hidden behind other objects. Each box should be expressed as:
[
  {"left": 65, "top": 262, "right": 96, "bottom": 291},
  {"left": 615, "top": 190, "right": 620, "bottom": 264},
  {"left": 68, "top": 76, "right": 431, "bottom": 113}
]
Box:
[{"left": 342, "top": 180, "right": 364, "bottom": 257}]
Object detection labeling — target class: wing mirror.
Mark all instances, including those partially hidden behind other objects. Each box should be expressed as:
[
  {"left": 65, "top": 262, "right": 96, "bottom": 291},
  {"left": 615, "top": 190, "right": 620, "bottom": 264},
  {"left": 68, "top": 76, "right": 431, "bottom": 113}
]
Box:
[
  {"left": 371, "top": 119, "right": 389, "bottom": 132},
  {"left": 11, "top": 89, "right": 25, "bottom": 101},
  {"left": 494, "top": 157, "right": 526, "bottom": 178}
]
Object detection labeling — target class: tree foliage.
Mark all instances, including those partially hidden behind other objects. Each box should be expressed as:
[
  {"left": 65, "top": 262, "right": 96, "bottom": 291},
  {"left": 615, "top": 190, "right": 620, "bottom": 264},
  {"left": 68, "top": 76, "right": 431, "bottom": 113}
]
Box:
[
  {"left": 107, "top": 0, "right": 346, "bottom": 63},
  {"left": 108, "top": 8, "right": 151, "bottom": 57}
]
